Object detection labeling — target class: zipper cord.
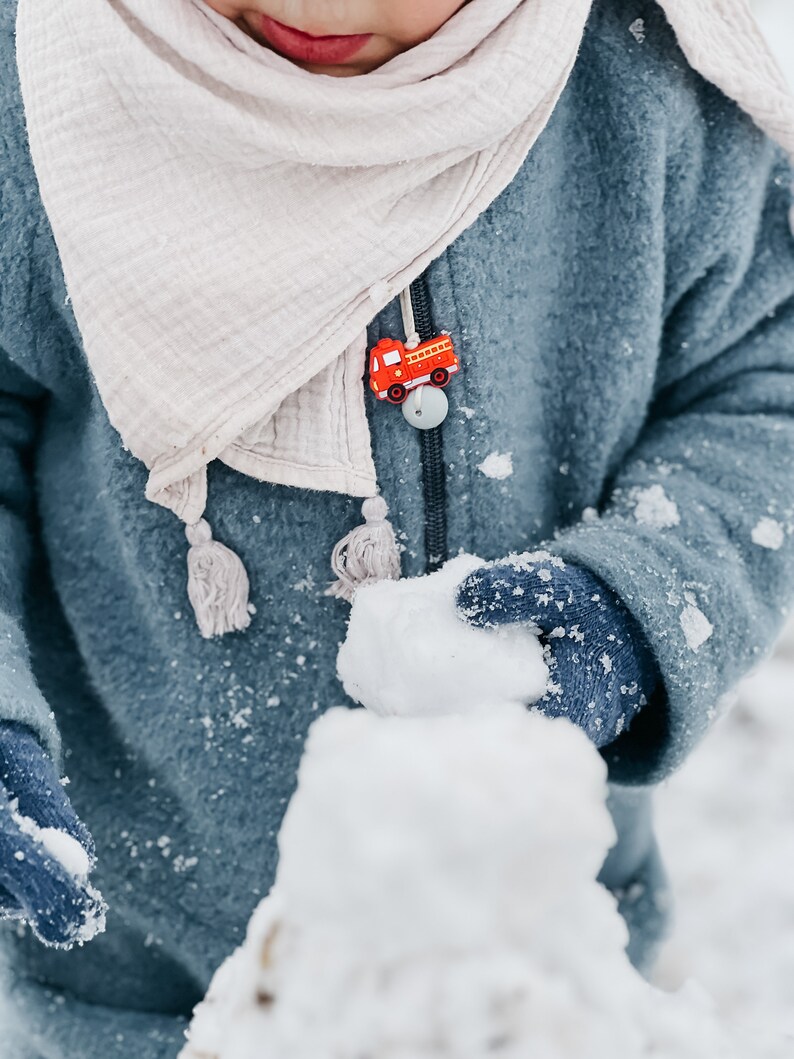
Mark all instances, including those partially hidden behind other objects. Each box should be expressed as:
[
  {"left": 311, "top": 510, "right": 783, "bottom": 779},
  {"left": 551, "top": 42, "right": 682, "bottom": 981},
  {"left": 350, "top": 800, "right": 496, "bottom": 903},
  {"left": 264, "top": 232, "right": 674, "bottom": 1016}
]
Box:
[{"left": 409, "top": 273, "right": 448, "bottom": 573}]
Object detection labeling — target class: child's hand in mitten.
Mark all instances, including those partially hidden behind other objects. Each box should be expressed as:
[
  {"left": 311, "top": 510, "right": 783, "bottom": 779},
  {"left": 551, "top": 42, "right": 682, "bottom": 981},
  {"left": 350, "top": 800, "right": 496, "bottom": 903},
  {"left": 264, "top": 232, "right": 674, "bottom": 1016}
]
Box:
[
  {"left": 455, "top": 552, "right": 659, "bottom": 747},
  {"left": 0, "top": 722, "right": 106, "bottom": 947}
]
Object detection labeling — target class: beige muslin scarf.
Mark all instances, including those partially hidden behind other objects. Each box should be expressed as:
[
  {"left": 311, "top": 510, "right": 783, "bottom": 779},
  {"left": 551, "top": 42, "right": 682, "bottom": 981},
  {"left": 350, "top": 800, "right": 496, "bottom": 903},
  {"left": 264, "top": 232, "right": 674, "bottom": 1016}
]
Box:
[{"left": 15, "top": 0, "right": 794, "bottom": 636}]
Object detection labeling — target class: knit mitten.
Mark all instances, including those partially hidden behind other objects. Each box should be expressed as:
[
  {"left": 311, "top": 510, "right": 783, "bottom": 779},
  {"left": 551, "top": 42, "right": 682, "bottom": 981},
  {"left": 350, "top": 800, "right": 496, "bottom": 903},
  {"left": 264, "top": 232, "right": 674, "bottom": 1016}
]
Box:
[
  {"left": 0, "top": 722, "right": 104, "bottom": 947},
  {"left": 455, "top": 552, "right": 659, "bottom": 747}
]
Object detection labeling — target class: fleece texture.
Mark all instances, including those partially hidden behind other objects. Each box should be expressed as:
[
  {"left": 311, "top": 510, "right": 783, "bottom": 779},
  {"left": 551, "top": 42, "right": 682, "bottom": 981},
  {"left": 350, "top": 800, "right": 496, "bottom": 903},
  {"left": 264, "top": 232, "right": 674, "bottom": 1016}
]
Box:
[
  {"left": 455, "top": 557, "right": 660, "bottom": 747},
  {"left": 0, "top": 0, "right": 793, "bottom": 1053}
]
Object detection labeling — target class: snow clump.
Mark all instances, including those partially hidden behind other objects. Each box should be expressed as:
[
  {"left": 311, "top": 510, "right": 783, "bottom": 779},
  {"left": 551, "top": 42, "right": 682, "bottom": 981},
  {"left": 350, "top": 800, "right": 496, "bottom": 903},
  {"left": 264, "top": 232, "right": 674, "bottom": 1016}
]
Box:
[
  {"left": 336, "top": 555, "right": 548, "bottom": 717},
  {"left": 38, "top": 828, "right": 91, "bottom": 880},
  {"left": 632, "top": 484, "right": 680, "bottom": 529},
  {"left": 181, "top": 706, "right": 782, "bottom": 1059},
  {"left": 629, "top": 18, "right": 646, "bottom": 43},
  {"left": 751, "top": 517, "right": 785, "bottom": 551},
  {"left": 680, "top": 604, "right": 714, "bottom": 652},
  {"left": 477, "top": 451, "right": 513, "bottom": 479}
]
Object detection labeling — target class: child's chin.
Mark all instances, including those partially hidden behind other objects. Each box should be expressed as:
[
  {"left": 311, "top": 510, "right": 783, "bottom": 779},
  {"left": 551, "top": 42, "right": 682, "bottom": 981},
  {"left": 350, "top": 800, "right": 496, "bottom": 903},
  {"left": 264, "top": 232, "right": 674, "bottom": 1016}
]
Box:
[{"left": 298, "top": 60, "right": 373, "bottom": 77}]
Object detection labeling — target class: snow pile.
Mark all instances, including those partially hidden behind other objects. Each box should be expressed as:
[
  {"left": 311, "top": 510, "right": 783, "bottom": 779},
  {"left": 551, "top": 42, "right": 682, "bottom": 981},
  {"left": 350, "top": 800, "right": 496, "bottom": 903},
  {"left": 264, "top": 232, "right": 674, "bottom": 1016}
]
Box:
[
  {"left": 337, "top": 555, "right": 548, "bottom": 717},
  {"left": 180, "top": 706, "right": 785, "bottom": 1059}
]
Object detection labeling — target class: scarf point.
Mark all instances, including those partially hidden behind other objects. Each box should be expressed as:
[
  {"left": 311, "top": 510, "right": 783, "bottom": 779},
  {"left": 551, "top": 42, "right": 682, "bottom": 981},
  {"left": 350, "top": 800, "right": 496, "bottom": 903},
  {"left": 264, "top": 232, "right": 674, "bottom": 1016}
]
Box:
[
  {"left": 186, "top": 519, "right": 252, "bottom": 638},
  {"left": 326, "top": 497, "right": 402, "bottom": 603}
]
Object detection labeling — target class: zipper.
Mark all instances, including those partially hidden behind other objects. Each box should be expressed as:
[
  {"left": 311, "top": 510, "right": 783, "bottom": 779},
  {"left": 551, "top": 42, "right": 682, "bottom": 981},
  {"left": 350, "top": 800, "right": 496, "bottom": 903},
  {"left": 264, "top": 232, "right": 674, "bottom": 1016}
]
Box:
[{"left": 409, "top": 273, "right": 448, "bottom": 573}]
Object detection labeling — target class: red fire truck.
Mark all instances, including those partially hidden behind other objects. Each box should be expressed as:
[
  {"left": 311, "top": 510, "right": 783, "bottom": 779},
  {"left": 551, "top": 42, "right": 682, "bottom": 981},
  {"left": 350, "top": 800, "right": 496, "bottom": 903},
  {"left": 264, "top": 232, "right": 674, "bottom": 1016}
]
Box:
[{"left": 369, "top": 335, "right": 460, "bottom": 405}]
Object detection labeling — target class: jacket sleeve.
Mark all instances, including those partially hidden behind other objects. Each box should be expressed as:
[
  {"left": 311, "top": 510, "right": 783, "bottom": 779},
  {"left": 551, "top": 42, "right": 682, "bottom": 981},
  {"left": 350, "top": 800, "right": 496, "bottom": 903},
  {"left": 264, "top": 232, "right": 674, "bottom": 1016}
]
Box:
[
  {"left": 551, "top": 91, "right": 794, "bottom": 785},
  {"left": 0, "top": 6, "right": 60, "bottom": 766},
  {"left": 0, "top": 352, "right": 60, "bottom": 765}
]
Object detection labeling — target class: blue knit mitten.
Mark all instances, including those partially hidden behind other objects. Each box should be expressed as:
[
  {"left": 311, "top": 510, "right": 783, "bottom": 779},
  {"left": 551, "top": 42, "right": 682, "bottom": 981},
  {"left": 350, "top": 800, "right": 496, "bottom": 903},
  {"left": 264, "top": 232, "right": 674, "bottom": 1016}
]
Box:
[
  {"left": 0, "top": 722, "right": 105, "bottom": 947},
  {"left": 455, "top": 553, "right": 659, "bottom": 747}
]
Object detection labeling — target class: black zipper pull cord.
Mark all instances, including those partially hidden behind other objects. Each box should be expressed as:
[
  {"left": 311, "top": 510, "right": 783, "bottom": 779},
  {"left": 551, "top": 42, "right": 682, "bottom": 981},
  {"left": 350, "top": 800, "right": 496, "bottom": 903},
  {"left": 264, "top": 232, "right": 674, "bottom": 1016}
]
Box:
[{"left": 409, "top": 274, "right": 448, "bottom": 573}]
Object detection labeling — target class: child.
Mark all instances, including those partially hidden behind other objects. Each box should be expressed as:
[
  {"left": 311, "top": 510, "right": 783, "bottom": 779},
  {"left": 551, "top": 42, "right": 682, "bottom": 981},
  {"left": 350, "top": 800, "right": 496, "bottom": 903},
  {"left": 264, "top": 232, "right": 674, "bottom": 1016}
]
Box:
[{"left": 1, "top": 0, "right": 793, "bottom": 1055}]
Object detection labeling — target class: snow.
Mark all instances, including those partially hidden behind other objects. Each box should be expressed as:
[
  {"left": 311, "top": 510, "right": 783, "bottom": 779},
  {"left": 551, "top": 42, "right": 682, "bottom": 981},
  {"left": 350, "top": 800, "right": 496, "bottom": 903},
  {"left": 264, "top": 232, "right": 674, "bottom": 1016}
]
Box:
[
  {"left": 632, "top": 485, "right": 680, "bottom": 529},
  {"left": 182, "top": 706, "right": 790, "bottom": 1059},
  {"left": 655, "top": 620, "right": 794, "bottom": 1041},
  {"left": 337, "top": 555, "right": 548, "bottom": 717},
  {"left": 38, "top": 828, "right": 90, "bottom": 880},
  {"left": 477, "top": 451, "right": 513, "bottom": 479},
  {"left": 628, "top": 18, "right": 646, "bottom": 44},
  {"left": 679, "top": 604, "right": 713, "bottom": 652},
  {"left": 751, "top": 516, "right": 785, "bottom": 551}
]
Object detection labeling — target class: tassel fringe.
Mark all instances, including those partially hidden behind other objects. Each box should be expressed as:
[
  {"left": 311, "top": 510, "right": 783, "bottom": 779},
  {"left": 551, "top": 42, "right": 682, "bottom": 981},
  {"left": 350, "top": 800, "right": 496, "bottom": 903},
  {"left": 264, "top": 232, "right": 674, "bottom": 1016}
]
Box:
[
  {"left": 326, "top": 496, "right": 402, "bottom": 603},
  {"left": 186, "top": 519, "right": 252, "bottom": 638}
]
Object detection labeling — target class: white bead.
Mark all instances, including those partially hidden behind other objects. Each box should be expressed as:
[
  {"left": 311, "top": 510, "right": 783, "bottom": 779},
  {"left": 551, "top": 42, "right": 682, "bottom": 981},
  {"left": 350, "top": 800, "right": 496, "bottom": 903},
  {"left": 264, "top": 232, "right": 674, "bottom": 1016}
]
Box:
[{"left": 401, "top": 385, "right": 449, "bottom": 430}]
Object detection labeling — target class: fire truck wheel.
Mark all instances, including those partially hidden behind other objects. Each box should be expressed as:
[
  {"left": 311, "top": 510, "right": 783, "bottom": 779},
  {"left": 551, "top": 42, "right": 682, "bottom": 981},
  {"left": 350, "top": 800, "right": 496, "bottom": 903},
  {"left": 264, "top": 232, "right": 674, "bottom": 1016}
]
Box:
[
  {"left": 430, "top": 368, "right": 450, "bottom": 388},
  {"left": 387, "top": 384, "right": 407, "bottom": 404}
]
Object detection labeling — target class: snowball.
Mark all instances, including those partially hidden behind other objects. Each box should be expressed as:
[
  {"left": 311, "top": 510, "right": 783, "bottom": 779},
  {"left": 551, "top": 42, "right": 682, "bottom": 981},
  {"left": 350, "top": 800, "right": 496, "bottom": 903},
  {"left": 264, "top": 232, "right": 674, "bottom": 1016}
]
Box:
[
  {"left": 38, "top": 828, "right": 90, "bottom": 880},
  {"left": 336, "top": 556, "right": 548, "bottom": 717},
  {"left": 477, "top": 452, "right": 513, "bottom": 479},
  {"left": 751, "top": 517, "right": 785, "bottom": 551},
  {"left": 181, "top": 707, "right": 779, "bottom": 1059},
  {"left": 680, "top": 605, "right": 713, "bottom": 652},
  {"left": 633, "top": 485, "right": 680, "bottom": 529}
]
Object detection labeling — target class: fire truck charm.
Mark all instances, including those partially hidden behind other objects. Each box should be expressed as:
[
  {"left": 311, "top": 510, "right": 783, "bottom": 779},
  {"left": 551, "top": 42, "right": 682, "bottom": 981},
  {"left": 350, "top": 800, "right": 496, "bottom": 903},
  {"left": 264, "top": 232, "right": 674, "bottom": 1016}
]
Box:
[{"left": 368, "top": 334, "right": 461, "bottom": 405}]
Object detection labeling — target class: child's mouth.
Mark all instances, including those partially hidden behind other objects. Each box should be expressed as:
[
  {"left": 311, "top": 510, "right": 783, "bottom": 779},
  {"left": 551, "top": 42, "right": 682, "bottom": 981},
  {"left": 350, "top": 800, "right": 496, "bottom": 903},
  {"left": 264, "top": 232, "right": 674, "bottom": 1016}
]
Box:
[{"left": 259, "top": 16, "right": 373, "bottom": 65}]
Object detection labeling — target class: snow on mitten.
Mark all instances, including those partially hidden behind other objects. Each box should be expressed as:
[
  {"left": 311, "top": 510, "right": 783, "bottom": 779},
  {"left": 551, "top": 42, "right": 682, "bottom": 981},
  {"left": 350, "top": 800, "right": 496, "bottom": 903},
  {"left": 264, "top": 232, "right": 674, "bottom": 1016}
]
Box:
[
  {"left": 0, "top": 722, "right": 106, "bottom": 947},
  {"left": 455, "top": 552, "right": 660, "bottom": 747}
]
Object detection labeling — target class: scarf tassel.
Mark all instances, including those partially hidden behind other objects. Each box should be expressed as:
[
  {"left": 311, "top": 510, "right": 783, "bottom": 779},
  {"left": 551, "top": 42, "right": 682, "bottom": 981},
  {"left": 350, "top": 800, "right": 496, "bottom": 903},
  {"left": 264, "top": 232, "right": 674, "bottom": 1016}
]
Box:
[
  {"left": 186, "top": 519, "right": 252, "bottom": 638},
  {"left": 326, "top": 497, "right": 402, "bottom": 603}
]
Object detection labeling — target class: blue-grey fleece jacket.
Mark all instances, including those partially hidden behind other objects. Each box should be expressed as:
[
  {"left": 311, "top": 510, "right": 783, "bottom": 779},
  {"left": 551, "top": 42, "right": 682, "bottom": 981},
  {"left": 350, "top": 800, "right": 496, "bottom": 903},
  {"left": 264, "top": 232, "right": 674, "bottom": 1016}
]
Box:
[{"left": 1, "top": 0, "right": 794, "bottom": 1053}]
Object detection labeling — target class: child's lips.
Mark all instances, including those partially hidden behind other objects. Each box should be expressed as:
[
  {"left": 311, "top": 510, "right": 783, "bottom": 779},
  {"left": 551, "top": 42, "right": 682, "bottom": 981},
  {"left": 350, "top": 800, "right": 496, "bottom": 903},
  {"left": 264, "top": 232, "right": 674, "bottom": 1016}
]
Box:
[{"left": 259, "top": 16, "right": 372, "bottom": 65}]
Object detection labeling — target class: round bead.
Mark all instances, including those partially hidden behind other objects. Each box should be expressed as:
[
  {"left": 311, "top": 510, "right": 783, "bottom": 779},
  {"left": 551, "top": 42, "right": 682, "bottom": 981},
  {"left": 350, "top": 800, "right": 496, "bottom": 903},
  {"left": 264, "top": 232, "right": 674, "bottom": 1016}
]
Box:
[{"left": 401, "top": 385, "right": 449, "bottom": 430}]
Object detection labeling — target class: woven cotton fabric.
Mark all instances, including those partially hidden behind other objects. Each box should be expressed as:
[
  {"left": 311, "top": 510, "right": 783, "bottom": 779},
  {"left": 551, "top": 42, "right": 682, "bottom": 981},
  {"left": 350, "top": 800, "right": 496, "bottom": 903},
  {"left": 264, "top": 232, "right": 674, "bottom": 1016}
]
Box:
[
  {"left": 14, "top": 0, "right": 591, "bottom": 524},
  {"left": 13, "top": 0, "right": 794, "bottom": 530}
]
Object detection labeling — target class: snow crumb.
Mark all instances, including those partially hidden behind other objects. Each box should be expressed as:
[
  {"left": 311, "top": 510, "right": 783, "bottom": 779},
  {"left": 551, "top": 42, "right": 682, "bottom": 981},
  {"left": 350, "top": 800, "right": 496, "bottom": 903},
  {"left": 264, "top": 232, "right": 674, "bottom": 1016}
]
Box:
[
  {"left": 600, "top": 653, "right": 613, "bottom": 674},
  {"left": 337, "top": 556, "right": 548, "bottom": 717},
  {"left": 680, "top": 605, "right": 713, "bottom": 652},
  {"left": 582, "top": 506, "right": 600, "bottom": 523},
  {"left": 477, "top": 452, "right": 513, "bottom": 480},
  {"left": 568, "top": 624, "right": 585, "bottom": 644},
  {"left": 460, "top": 406, "right": 476, "bottom": 420},
  {"left": 629, "top": 17, "right": 646, "bottom": 42},
  {"left": 751, "top": 517, "right": 785, "bottom": 551},
  {"left": 632, "top": 485, "right": 680, "bottom": 529}
]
